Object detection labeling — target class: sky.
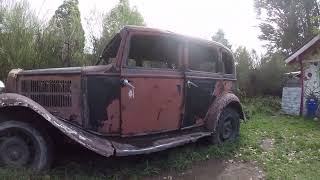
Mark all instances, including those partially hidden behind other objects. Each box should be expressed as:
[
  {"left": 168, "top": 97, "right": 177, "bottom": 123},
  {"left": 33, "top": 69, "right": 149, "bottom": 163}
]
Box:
[{"left": 27, "top": 0, "right": 265, "bottom": 54}]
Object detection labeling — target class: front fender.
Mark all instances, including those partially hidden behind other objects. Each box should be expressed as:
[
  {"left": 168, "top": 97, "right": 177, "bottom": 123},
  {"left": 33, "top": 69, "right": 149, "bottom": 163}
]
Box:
[
  {"left": 205, "top": 93, "right": 244, "bottom": 131},
  {"left": 0, "top": 93, "right": 114, "bottom": 157}
]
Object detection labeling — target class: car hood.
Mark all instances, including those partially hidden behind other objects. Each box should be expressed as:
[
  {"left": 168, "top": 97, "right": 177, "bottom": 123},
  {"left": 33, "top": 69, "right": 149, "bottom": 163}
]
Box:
[{"left": 19, "top": 67, "right": 82, "bottom": 75}]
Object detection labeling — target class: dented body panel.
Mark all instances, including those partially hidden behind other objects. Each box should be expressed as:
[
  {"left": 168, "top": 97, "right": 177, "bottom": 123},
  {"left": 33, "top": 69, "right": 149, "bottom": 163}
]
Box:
[{"left": 0, "top": 26, "right": 244, "bottom": 158}]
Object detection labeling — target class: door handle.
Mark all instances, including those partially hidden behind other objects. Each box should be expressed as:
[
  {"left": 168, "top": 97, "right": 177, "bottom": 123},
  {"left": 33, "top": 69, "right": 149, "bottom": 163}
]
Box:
[
  {"left": 122, "top": 79, "right": 135, "bottom": 89},
  {"left": 187, "top": 80, "right": 198, "bottom": 88},
  {"left": 122, "top": 79, "right": 135, "bottom": 99}
]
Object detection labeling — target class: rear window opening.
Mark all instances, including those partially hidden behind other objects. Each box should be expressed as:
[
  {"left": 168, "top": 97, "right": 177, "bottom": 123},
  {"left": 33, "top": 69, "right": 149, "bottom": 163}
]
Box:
[
  {"left": 127, "top": 35, "right": 180, "bottom": 70},
  {"left": 188, "top": 43, "right": 220, "bottom": 73},
  {"left": 222, "top": 51, "right": 234, "bottom": 74}
]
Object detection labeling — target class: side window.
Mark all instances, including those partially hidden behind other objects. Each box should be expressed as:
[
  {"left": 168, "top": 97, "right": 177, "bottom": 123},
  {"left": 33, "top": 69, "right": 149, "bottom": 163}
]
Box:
[
  {"left": 222, "top": 51, "right": 234, "bottom": 74},
  {"left": 127, "top": 35, "right": 179, "bottom": 70},
  {"left": 101, "top": 33, "right": 122, "bottom": 65},
  {"left": 188, "top": 43, "right": 220, "bottom": 73}
]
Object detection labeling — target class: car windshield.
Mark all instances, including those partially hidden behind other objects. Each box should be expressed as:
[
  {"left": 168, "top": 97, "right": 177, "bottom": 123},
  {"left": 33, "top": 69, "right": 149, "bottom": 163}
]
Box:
[{"left": 96, "top": 33, "right": 122, "bottom": 65}]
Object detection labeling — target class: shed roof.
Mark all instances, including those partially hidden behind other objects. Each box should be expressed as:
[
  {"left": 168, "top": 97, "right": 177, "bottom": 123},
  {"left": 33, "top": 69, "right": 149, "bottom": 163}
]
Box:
[{"left": 285, "top": 35, "right": 320, "bottom": 64}]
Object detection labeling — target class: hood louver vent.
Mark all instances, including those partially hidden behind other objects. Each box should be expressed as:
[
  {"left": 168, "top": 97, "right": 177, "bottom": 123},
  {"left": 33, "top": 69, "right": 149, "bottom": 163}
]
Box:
[{"left": 21, "top": 80, "right": 72, "bottom": 107}]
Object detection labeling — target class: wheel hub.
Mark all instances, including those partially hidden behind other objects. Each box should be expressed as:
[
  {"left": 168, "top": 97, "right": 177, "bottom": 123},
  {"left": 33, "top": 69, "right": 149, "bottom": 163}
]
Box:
[{"left": 0, "top": 137, "right": 30, "bottom": 167}]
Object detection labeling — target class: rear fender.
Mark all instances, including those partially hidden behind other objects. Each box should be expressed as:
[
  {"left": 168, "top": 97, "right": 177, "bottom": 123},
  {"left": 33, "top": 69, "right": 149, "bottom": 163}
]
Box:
[
  {"left": 205, "top": 93, "right": 244, "bottom": 131},
  {"left": 0, "top": 93, "right": 114, "bottom": 157}
]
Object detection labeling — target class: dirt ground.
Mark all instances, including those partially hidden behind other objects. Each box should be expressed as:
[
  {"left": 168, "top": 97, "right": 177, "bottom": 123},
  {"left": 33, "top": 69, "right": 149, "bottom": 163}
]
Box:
[
  {"left": 54, "top": 144, "right": 265, "bottom": 180},
  {"left": 144, "top": 159, "right": 265, "bottom": 180}
]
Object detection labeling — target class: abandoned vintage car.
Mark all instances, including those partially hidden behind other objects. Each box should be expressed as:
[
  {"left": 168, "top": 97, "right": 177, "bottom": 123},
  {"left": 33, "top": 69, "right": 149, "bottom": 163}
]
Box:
[{"left": 0, "top": 26, "right": 244, "bottom": 170}]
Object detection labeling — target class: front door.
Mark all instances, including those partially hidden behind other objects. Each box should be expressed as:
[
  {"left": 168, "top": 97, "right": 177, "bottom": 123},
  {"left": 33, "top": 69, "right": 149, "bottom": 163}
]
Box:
[
  {"left": 182, "top": 42, "right": 222, "bottom": 128},
  {"left": 120, "top": 33, "right": 184, "bottom": 135}
]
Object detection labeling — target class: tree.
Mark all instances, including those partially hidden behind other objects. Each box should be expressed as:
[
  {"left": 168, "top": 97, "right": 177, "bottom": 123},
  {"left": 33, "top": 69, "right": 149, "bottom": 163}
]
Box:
[
  {"left": 0, "top": 1, "right": 41, "bottom": 79},
  {"left": 234, "top": 46, "right": 254, "bottom": 95},
  {"left": 211, "top": 29, "right": 232, "bottom": 49},
  {"left": 48, "top": 0, "right": 85, "bottom": 67},
  {"left": 255, "top": 0, "right": 320, "bottom": 55},
  {"left": 234, "top": 46, "right": 286, "bottom": 97},
  {"left": 90, "top": 0, "right": 145, "bottom": 60},
  {"left": 257, "top": 53, "right": 286, "bottom": 95},
  {"left": 102, "top": 0, "right": 145, "bottom": 42}
]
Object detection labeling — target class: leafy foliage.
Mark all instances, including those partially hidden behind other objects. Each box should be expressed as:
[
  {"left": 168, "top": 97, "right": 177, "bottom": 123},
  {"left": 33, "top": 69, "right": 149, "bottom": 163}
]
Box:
[
  {"left": 102, "top": 0, "right": 145, "bottom": 41},
  {"left": 234, "top": 46, "right": 286, "bottom": 97},
  {"left": 0, "top": 1, "right": 41, "bottom": 80},
  {"left": 255, "top": 0, "right": 320, "bottom": 55},
  {"left": 0, "top": 0, "right": 146, "bottom": 80},
  {"left": 234, "top": 46, "right": 254, "bottom": 95},
  {"left": 48, "top": 0, "right": 85, "bottom": 67},
  {"left": 91, "top": 0, "right": 145, "bottom": 60}
]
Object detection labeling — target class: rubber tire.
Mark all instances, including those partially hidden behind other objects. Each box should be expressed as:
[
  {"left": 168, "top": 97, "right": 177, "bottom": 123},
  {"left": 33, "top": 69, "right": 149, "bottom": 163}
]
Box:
[
  {"left": 0, "top": 121, "right": 53, "bottom": 171},
  {"left": 209, "top": 108, "right": 240, "bottom": 145}
]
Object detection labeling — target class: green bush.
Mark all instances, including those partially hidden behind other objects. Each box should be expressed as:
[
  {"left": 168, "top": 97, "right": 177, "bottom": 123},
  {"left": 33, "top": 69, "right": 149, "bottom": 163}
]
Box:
[
  {"left": 242, "top": 96, "right": 281, "bottom": 119},
  {"left": 235, "top": 47, "right": 287, "bottom": 97}
]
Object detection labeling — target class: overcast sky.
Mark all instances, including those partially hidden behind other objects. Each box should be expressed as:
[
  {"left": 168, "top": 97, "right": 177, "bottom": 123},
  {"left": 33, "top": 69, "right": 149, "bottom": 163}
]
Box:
[{"left": 27, "top": 0, "right": 264, "bottom": 53}]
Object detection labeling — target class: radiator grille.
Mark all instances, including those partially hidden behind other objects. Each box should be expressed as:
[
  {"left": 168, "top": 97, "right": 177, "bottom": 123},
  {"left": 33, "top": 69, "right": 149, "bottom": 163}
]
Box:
[{"left": 21, "top": 80, "right": 72, "bottom": 107}]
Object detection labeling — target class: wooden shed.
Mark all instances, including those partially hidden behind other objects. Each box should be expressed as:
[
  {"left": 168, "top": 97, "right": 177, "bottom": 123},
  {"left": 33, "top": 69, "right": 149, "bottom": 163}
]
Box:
[{"left": 284, "top": 35, "right": 320, "bottom": 116}]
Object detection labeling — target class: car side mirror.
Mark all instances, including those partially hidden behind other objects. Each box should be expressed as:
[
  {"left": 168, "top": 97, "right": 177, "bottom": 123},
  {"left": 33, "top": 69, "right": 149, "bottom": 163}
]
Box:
[{"left": 0, "top": 80, "right": 5, "bottom": 93}]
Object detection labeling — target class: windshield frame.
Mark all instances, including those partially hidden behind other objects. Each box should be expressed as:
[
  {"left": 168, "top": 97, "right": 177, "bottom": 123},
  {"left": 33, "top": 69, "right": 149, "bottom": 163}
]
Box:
[{"left": 96, "top": 33, "right": 122, "bottom": 65}]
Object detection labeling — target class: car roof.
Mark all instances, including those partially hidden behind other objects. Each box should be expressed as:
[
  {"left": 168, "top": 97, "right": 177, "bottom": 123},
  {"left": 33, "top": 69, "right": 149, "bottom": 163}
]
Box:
[{"left": 123, "top": 26, "right": 233, "bottom": 54}]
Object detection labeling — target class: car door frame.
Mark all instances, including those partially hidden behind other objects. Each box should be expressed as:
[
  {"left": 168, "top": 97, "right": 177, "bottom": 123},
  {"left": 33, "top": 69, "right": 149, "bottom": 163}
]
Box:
[
  {"left": 181, "top": 40, "right": 224, "bottom": 129},
  {"left": 119, "top": 30, "right": 185, "bottom": 136}
]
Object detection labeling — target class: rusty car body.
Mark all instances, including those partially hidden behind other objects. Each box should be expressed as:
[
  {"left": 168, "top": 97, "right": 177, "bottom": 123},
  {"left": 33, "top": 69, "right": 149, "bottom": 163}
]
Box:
[{"left": 0, "top": 26, "right": 244, "bottom": 170}]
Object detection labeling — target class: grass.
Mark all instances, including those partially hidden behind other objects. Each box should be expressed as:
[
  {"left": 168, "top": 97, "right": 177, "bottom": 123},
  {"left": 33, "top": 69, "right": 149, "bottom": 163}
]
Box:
[{"left": 1, "top": 97, "right": 320, "bottom": 179}]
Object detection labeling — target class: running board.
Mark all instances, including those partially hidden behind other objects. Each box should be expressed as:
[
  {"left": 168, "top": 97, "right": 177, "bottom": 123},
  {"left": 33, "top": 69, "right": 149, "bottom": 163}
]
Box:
[{"left": 112, "top": 131, "right": 212, "bottom": 156}]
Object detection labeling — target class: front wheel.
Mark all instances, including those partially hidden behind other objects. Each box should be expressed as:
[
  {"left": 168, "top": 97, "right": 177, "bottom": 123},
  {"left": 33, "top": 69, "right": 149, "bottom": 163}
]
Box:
[
  {"left": 0, "top": 121, "right": 52, "bottom": 171},
  {"left": 209, "top": 108, "right": 240, "bottom": 144}
]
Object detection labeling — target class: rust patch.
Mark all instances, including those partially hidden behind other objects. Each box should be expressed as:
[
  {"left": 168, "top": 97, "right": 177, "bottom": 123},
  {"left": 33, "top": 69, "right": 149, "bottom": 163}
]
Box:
[
  {"left": 195, "top": 118, "right": 205, "bottom": 126},
  {"left": 120, "top": 77, "right": 183, "bottom": 135},
  {"left": 16, "top": 75, "right": 83, "bottom": 126},
  {"left": 99, "top": 99, "right": 120, "bottom": 133},
  {"left": 205, "top": 93, "right": 242, "bottom": 131},
  {"left": 223, "top": 81, "right": 233, "bottom": 92},
  {"left": 205, "top": 80, "right": 243, "bottom": 131},
  {"left": 213, "top": 80, "right": 224, "bottom": 96},
  {"left": 113, "top": 130, "right": 211, "bottom": 156},
  {"left": 5, "top": 69, "right": 22, "bottom": 93}
]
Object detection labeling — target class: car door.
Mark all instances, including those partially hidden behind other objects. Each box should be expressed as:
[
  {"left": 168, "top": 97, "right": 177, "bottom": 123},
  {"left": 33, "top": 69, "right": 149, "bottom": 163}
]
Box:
[
  {"left": 120, "top": 32, "right": 184, "bottom": 136},
  {"left": 182, "top": 41, "right": 223, "bottom": 128}
]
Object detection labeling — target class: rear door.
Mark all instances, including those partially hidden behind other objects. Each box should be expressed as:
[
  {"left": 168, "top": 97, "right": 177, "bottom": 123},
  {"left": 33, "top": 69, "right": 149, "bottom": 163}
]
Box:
[
  {"left": 182, "top": 41, "right": 222, "bottom": 128},
  {"left": 120, "top": 32, "right": 184, "bottom": 135}
]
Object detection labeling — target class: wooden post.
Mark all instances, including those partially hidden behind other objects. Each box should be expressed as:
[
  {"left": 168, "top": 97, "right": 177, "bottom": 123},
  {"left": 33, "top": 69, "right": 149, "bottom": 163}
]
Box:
[{"left": 299, "top": 56, "right": 304, "bottom": 116}]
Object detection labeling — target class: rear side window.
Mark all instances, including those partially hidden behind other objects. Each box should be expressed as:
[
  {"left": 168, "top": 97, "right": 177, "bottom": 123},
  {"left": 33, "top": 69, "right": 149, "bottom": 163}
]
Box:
[
  {"left": 127, "top": 35, "right": 180, "bottom": 70},
  {"left": 222, "top": 51, "right": 234, "bottom": 74},
  {"left": 188, "top": 43, "right": 220, "bottom": 73}
]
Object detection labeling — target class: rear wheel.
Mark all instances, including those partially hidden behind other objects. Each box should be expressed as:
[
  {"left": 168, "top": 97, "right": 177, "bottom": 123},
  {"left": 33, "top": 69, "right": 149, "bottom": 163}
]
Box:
[
  {"left": 0, "top": 121, "right": 52, "bottom": 171},
  {"left": 210, "top": 108, "right": 240, "bottom": 144}
]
